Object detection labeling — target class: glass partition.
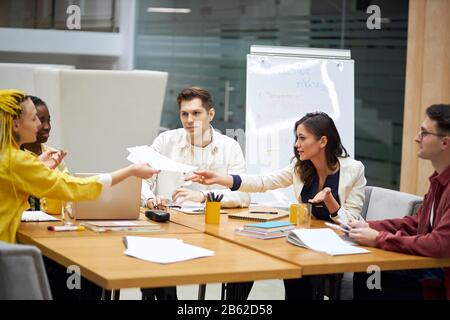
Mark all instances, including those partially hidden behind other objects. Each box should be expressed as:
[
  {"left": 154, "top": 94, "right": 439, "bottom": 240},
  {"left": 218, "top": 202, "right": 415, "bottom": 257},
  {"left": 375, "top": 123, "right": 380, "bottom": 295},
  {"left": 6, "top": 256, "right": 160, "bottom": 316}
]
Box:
[{"left": 135, "top": 0, "right": 407, "bottom": 189}]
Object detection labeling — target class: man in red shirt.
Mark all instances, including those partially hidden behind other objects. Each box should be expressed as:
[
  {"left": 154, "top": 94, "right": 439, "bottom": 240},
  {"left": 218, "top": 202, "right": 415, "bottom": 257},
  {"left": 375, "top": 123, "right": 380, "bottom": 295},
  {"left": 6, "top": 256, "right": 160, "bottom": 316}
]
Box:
[{"left": 349, "top": 104, "right": 450, "bottom": 300}]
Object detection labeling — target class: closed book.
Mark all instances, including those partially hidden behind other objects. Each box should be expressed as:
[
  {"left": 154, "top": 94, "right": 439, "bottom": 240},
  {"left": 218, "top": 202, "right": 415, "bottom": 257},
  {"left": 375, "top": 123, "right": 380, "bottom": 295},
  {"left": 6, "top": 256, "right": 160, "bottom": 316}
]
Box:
[
  {"left": 83, "top": 220, "right": 159, "bottom": 228},
  {"left": 244, "top": 221, "right": 294, "bottom": 233},
  {"left": 81, "top": 220, "right": 160, "bottom": 233},
  {"left": 235, "top": 228, "right": 290, "bottom": 239}
]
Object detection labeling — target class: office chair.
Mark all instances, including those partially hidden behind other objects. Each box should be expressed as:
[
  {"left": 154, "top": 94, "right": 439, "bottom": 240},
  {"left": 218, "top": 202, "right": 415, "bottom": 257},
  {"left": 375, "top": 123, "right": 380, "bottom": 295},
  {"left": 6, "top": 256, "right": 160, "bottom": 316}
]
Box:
[
  {"left": 0, "top": 241, "right": 52, "bottom": 300},
  {"left": 338, "top": 186, "right": 423, "bottom": 300}
]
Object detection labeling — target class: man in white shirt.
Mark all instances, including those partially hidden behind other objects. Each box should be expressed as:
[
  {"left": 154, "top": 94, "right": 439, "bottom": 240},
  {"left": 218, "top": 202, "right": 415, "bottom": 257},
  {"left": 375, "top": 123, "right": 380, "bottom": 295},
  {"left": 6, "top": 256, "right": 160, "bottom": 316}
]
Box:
[
  {"left": 141, "top": 87, "right": 250, "bottom": 300},
  {"left": 141, "top": 86, "right": 250, "bottom": 209}
]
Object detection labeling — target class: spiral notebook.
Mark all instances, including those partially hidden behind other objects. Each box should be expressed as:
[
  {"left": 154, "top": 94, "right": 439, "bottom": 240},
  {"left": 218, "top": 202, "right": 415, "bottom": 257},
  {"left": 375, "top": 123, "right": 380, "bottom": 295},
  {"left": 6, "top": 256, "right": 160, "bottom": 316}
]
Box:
[{"left": 228, "top": 207, "right": 289, "bottom": 222}]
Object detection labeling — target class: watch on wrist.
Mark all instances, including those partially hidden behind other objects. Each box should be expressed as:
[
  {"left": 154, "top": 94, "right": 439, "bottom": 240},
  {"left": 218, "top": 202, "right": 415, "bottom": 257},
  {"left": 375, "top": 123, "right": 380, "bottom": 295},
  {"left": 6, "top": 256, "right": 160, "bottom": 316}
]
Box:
[{"left": 330, "top": 208, "right": 340, "bottom": 218}]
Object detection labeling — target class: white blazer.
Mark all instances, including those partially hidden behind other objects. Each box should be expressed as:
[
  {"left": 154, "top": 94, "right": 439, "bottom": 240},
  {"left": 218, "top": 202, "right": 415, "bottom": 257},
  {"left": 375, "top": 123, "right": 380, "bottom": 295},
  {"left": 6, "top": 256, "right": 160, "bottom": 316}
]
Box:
[{"left": 239, "top": 157, "right": 366, "bottom": 220}]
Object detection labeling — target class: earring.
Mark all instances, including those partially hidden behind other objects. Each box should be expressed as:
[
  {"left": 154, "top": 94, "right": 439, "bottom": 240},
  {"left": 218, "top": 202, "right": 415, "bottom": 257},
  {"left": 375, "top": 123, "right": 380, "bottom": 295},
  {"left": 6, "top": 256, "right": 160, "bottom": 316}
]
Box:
[{"left": 14, "top": 133, "right": 21, "bottom": 143}]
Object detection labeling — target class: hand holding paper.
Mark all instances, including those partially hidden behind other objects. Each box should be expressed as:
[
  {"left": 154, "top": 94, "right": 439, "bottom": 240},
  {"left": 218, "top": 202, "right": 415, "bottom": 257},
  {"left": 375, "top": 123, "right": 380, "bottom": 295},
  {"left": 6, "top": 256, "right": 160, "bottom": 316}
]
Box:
[{"left": 127, "top": 145, "right": 197, "bottom": 173}]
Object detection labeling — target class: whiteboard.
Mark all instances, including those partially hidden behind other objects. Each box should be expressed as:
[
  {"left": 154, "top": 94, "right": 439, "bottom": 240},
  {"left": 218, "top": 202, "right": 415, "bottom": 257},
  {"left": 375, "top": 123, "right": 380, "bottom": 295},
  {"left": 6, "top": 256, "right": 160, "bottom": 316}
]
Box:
[{"left": 245, "top": 47, "right": 354, "bottom": 206}]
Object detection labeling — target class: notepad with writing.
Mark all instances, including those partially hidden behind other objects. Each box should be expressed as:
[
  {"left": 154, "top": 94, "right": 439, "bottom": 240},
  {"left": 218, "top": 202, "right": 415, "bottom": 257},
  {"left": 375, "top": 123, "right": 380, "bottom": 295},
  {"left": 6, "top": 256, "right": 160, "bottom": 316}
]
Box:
[{"left": 228, "top": 207, "right": 289, "bottom": 222}]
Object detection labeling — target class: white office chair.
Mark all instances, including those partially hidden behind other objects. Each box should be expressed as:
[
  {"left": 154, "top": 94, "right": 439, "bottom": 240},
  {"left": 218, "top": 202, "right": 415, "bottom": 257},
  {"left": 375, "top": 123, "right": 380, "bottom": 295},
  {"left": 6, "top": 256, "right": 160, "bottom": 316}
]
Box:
[
  {"left": 339, "top": 186, "right": 423, "bottom": 300},
  {"left": 0, "top": 241, "right": 52, "bottom": 300}
]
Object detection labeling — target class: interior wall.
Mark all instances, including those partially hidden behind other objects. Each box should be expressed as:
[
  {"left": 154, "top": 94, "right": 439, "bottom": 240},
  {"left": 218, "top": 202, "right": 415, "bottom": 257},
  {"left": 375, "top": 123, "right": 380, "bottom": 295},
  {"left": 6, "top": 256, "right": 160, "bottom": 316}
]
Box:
[{"left": 401, "top": 0, "right": 450, "bottom": 195}]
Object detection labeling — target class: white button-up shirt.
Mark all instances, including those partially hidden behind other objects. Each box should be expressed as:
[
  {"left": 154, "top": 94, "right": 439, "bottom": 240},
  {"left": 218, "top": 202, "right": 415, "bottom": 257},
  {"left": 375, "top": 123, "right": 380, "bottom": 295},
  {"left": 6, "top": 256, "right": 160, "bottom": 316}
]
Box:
[{"left": 141, "top": 127, "right": 251, "bottom": 208}]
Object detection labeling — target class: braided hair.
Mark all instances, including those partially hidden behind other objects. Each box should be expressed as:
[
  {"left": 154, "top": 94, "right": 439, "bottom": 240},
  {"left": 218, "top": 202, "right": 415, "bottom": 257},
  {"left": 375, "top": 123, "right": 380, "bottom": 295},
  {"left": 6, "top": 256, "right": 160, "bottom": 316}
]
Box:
[{"left": 0, "top": 89, "right": 26, "bottom": 152}]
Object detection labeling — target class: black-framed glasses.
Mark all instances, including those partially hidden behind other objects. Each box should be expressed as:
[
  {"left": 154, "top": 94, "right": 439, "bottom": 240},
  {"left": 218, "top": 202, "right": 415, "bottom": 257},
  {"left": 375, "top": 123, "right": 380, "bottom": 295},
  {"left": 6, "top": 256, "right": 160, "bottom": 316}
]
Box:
[{"left": 417, "top": 130, "right": 447, "bottom": 140}]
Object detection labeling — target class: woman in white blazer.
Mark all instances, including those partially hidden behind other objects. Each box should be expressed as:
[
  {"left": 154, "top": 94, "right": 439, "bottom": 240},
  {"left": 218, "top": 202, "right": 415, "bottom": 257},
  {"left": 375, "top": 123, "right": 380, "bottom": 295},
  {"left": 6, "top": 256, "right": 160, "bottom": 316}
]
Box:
[{"left": 188, "top": 112, "right": 367, "bottom": 299}]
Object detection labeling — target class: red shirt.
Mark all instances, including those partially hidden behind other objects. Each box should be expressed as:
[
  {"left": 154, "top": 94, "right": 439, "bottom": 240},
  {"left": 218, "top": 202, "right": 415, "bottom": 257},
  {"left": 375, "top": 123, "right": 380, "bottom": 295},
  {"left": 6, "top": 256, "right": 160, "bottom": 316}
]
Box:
[{"left": 369, "top": 165, "right": 450, "bottom": 299}]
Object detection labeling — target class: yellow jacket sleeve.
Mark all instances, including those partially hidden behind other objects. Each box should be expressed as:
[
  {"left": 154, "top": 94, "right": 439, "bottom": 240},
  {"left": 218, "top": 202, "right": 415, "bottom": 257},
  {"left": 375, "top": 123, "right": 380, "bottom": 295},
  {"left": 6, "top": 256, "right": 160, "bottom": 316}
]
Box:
[
  {"left": 0, "top": 148, "right": 104, "bottom": 243},
  {"left": 10, "top": 149, "right": 102, "bottom": 201}
]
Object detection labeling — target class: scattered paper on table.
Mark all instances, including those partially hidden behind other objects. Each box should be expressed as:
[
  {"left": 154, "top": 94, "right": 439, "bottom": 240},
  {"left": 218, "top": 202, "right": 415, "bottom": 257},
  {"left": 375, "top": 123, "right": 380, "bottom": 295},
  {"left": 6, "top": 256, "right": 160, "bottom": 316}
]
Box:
[
  {"left": 123, "top": 236, "right": 214, "bottom": 264},
  {"left": 21, "top": 211, "right": 60, "bottom": 222}
]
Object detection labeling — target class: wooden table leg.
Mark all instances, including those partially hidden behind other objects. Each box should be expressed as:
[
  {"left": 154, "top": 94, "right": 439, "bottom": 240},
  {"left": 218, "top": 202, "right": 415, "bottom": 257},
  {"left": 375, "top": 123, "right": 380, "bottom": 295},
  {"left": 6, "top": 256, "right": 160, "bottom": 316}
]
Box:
[
  {"left": 198, "top": 284, "right": 206, "bottom": 300},
  {"left": 102, "top": 289, "right": 112, "bottom": 300},
  {"left": 113, "top": 289, "right": 121, "bottom": 300}
]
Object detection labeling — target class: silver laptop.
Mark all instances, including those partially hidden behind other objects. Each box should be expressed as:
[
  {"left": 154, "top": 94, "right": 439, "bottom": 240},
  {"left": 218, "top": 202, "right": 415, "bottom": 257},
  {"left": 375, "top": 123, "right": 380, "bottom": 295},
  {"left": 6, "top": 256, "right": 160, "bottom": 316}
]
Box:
[{"left": 73, "top": 174, "right": 141, "bottom": 220}]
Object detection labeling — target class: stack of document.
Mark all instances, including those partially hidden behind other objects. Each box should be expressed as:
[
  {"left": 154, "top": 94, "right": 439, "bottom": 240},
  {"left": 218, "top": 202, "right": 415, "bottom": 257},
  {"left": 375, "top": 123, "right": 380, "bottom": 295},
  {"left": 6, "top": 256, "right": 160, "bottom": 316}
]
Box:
[
  {"left": 81, "top": 220, "right": 160, "bottom": 233},
  {"left": 123, "top": 236, "right": 214, "bottom": 264},
  {"left": 21, "top": 211, "right": 60, "bottom": 222},
  {"left": 127, "top": 145, "right": 197, "bottom": 173},
  {"left": 287, "top": 228, "right": 370, "bottom": 255},
  {"left": 235, "top": 221, "right": 295, "bottom": 239}
]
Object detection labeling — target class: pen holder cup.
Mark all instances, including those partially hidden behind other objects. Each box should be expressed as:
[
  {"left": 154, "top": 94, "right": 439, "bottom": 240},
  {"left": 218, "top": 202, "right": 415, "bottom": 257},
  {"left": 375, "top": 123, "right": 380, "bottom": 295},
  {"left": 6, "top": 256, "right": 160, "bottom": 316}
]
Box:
[{"left": 205, "top": 201, "right": 221, "bottom": 224}]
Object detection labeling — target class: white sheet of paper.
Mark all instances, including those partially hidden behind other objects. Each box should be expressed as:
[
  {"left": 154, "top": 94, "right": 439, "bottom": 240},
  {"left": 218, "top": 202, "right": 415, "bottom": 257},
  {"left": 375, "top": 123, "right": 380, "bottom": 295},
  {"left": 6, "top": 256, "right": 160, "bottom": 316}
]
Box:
[
  {"left": 21, "top": 211, "right": 60, "bottom": 222},
  {"left": 168, "top": 200, "right": 201, "bottom": 207},
  {"left": 172, "top": 207, "right": 205, "bottom": 214},
  {"left": 167, "top": 200, "right": 205, "bottom": 214},
  {"left": 289, "top": 228, "right": 370, "bottom": 255},
  {"left": 123, "top": 236, "right": 214, "bottom": 264},
  {"left": 127, "top": 145, "right": 197, "bottom": 173}
]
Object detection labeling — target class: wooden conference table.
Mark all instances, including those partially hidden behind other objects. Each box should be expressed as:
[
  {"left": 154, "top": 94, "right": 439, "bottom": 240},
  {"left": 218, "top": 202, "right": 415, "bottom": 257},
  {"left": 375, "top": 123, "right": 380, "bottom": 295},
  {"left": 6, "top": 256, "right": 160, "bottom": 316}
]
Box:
[
  {"left": 17, "top": 208, "right": 450, "bottom": 299},
  {"left": 168, "top": 207, "right": 450, "bottom": 276},
  {"left": 16, "top": 214, "right": 301, "bottom": 297}
]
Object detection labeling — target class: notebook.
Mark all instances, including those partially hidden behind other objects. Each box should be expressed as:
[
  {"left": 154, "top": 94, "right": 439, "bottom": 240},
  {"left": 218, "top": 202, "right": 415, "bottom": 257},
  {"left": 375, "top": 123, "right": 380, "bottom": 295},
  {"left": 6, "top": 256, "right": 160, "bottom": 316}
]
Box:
[
  {"left": 235, "top": 228, "right": 291, "bottom": 239},
  {"left": 228, "top": 207, "right": 289, "bottom": 222},
  {"left": 287, "top": 228, "right": 370, "bottom": 256},
  {"left": 244, "top": 221, "right": 294, "bottom": 232},
  {"left": 82, "top": 220, "right": 159, "bottom": 228},
  {"left": 81, "top": 220, "right": 160, "bottom": 233}
]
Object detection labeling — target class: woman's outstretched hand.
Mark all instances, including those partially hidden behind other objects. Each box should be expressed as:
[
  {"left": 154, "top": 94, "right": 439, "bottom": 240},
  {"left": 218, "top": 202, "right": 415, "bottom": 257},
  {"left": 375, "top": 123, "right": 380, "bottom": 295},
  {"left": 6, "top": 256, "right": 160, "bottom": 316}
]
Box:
[
  {"left": 185, "top": 170, "right": 220, "bottom": 185},
  {"left": 185, "top": 170, "right": 233, "bottom": 188}
]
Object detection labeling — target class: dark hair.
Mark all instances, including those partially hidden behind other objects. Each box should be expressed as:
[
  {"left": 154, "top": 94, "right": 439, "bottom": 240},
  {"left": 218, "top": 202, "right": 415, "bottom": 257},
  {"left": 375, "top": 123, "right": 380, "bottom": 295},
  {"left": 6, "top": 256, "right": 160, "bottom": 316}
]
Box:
[
  {"left": 426, "top": 104, "right": 450, "bottom": 135},
  {"left": 25, "top": 95, "right": 47, "bottom": 108},
  {"left": 293, "top": 112, "right": 349, "bottom": 187},
  {"left": 176, "top": 87, "right": 213, "bottom": 111}
]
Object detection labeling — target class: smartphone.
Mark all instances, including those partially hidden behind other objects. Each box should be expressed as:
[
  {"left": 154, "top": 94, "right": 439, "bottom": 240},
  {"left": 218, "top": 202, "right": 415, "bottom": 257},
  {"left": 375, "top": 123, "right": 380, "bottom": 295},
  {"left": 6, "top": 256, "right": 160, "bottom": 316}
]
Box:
[{"left": 336, "top": 217, "right": 352, "bottom": 231}]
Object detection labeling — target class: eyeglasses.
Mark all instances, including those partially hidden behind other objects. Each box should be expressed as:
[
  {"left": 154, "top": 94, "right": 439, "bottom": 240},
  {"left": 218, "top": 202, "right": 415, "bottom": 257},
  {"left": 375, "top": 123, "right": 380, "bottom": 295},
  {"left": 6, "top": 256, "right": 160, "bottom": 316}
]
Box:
[{"left": 417, "top": 130, "right": 447, "bottom": 140}]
